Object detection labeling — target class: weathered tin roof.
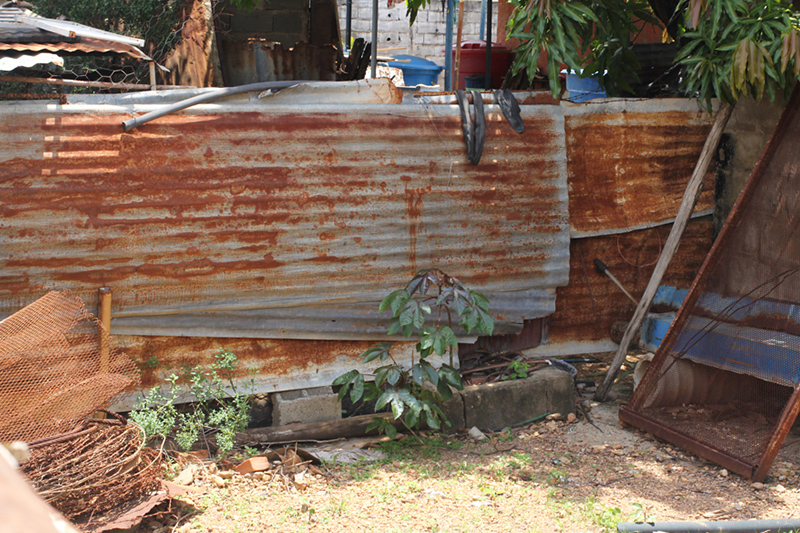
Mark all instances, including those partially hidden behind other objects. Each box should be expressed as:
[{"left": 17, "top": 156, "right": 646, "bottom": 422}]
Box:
[{"left": 0, "top": 85, "right": 571, "bottom": 339}]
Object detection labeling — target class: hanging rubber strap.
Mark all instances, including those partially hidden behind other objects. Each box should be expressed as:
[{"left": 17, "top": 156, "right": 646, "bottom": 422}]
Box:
[
  {"left": 493, "top": 89, "right": 524, "bottom": 134},
  {"left": 455, "top": 90, "right": 486, "bottom": 165}
]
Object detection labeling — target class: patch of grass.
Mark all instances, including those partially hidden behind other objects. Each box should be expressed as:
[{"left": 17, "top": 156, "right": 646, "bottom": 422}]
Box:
[
  {"left": 345, "top": 461, "right": 382, "bottom": 482},
  {"left": 582, "top": 495, "right": 654, "bottom": 533},
  {"left": 323, "top": 496, "right": 351, "bottom": 517},
  {"left": 379, "top": 434, "right": 463, "bottom": 462},
  {"left": 546, "top": 467, "right": 567, "bottom": 486}
]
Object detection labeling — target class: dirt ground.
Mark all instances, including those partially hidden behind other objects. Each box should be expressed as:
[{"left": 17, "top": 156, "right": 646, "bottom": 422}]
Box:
[{"left": 140, "top": 354, "right": 800, "bottom": 533}]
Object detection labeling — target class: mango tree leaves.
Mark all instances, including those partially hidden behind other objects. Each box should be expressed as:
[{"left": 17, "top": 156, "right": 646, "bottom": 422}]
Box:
[
  {"left": 332, "top": 370, "right": 364, "bottom": 403},
  {"left": 360, "top": 342, "right": 393, "bottom": 363},
  {"left": 335, "top": 270, "right": 491, "bottom": 437},
  {"left": 419, "top": 326, "right": 458, "bottom": 356}
]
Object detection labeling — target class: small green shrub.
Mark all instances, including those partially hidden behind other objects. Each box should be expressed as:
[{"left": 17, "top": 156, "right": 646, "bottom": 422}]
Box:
[
  {"left": 502, "top": 360, "right": 530, "bottom": 381},
  {"left": 129, "top": 348, "right": 254, "bottom": 457},
  {"left": 334, "top": 269, "right": 494, "bottom": 438}
]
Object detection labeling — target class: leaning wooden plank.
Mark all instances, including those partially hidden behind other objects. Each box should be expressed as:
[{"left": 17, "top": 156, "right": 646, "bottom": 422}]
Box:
[
  {"left": 594, "top": 103, "right": 734, "bottom": 402},
  {"left": 236, "top": 413, "right": 401, "bottom": 445}
]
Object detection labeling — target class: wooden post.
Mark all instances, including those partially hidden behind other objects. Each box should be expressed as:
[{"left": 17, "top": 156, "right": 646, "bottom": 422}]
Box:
[
  {"left": 594, "top": 103, "right": 734, "bottom": 402},
  {"left": 149, "top": 62, "right": 157, "bottom": 91},
  {"left": 98, "top": 287, "right": 112, "bottom": 375}
]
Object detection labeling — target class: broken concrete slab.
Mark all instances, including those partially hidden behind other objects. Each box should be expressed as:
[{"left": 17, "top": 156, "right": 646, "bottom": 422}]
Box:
[
  {"left": 453, "top": 366, "right": 575, "bottom": 432},
  {"left": 272, "top": 386, "right": 341, "bottom": 426}
]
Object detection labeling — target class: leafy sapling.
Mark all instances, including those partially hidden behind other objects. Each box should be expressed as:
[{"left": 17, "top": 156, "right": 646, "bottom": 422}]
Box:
[
  {"left": 333, "top": 269, "right": 494, "bottom": 438},
  {"left": 502, "top": 360, "right": 530, "bottom": 381},
  {"left": 129, "top": 348, "right": 254, "bottom": 457}
]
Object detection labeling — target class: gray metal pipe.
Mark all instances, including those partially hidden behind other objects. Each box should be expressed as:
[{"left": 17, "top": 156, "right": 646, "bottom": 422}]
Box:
[
  {"left": 479, "top": 0, "right": 486, "bottom": 40},
  {"left": 121, "top": 80, "right": 304, "bottom": 132},
  {"left": 345, "top": 0, "right": 352, "bottom": 50},
  {"left": 370, "top": 0, "right": 378, "bottom": 79},
  {"left": 618, "top": 519, "right": 800, "bottom": 533}
]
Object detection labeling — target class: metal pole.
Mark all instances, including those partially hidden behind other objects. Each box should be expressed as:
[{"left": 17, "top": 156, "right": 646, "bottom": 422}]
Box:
[
  {"left": 444, "top": 0, "right": 454, "bottom": 90},
  {"left": 345, "top": 0, "right": 352, "bottom": 51},
  {"left": 479, "top": 0, "right": 486, "bottom": 40},
  {"left": 618, "top": 519, "right": 800, "bottom": 533},
  {"left": 485, "top": 0, "right": 492, "bottom": 89},
  {"left": 370, "top": 0, "right": 378, "bottom": 78}
]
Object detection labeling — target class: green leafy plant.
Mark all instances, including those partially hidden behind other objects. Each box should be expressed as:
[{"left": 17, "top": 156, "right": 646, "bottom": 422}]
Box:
[
  {"left": 582, "top": 496, "right": 654, "bottom": 533},
  {"left": 676, "top": 0, "right": 800, "bottom": 111},
  {"left": 129, "top": 348, "right": 254, "bottom": 457},
  {"left": 502, "top": 360, "right": 530, "bottom": 381},
  {"left": 505, "top": 0, "right": 657, "bottom": 97},
  {"left": 333, "top": 269, "right": 494, "bottom": 438},
  {"left": 506, "top": 0, "right": 800, "bottom": 112}
]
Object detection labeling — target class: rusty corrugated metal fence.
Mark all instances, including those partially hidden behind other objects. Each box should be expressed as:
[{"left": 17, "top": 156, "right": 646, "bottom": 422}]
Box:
[{"left": 0, "top": 85, "right": 570, "bottom": 339}]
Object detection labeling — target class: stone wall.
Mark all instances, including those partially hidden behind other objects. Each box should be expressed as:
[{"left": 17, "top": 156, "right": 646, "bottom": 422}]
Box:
[{"left": 337, "top": 0, "right": 500, "bottom": 67}]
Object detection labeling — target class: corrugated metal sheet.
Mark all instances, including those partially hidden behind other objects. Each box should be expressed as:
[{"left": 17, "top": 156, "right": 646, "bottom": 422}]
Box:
[
  {"left": 0, "top": 51, "right": 62, "bottom": 72},
  {"left": 220, "top": 40, "right": 339, "bottom": 85},
  {"left": 564, "top": 99, "right": 716, "bottom": 237},
  {"left": 0, "top": 90, "right": 571, "bottom": 340},
  {"left": 546, "top": 218, "right": 714, "bottom": 346},
  {"left": 110, "top": 335, "right": 425, "bottom": 410},
  {"left": 0, "top": 37, "right": 150, "bottom": 60}
]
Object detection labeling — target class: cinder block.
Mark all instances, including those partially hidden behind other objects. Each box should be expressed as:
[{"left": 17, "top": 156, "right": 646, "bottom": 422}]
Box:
[
  {"left": 415, "top": 22, "right": 440, "bottom": 34},
  {"left": 421, "top": 32, "right": 443, "bottom": 45},
  {"left": 461, "top": 366, "right": 574, "bottom": 431},
  {"left": 273, "top": 386, "right": 341, "bottom": 426}
]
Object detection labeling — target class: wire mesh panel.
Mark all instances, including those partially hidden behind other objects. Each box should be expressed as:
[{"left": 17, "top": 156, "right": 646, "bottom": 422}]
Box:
[
  {"left": 0, "top": 291, "right": 138, "bottom": 442},
  {"left": 622, "top": 89, "right": 800, "bottom": 480}
]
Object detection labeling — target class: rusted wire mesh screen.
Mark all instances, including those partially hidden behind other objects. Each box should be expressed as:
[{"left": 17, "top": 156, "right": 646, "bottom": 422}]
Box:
[
  {"left": 626, "top": 91, "right": 800, "bottom": 476},
  {"left": 0, "top": 291, "right": 138, "bottom": 442}
]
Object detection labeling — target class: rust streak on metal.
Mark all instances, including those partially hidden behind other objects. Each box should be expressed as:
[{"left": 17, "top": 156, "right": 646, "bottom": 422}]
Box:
[
  {"left": 120, "top": 336, "right": 387, "bottom": 388},
  {"left": 0, "top": 104, "right": 568, "bottom": 324},
  {"left": 548, "top": 219, "right": 713, "bottom": 345},
  {"left": 566, "top": 108, "right": 715, "bottom": 234}
]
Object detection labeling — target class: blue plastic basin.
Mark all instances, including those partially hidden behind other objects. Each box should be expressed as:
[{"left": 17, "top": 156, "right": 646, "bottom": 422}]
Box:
[{"left": 387, "top": 55, "right": 444, "bottom": 86}]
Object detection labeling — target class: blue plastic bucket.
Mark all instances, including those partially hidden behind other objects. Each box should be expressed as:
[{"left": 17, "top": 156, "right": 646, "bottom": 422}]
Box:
[{"left": 565, "top": 71, "right": 606, "bottom": 102}]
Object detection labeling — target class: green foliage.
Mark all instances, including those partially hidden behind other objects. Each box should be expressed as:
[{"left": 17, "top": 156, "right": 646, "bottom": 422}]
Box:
[
  {"left": 405, "top": 0, "right": 434, "bottom": 25},
  {"left": 129, "top": 349, "right": 254, "bottom": 457},
  {"left": 505, "top": 0, "right": 656, "bottom": 97},
  {"left": 32, "top": 0, "right": 184, "bottom": 60},
  {"left": 582, "top": 496, "right": 654, "bottom": 533},
  {"left": 676, "top": 0, "right": 800, "bottom": 111},
  {"left": 506, "top": 0, "right": 800, "bottom": 112},
  {"left": 333, "top": 269, "right": 494, "bottom": 436},
  {"left": 129, "top": 373, "right": 181, "bottom": 439},
  {"left": 502, "top": 360, "right": 530, "bottom": 381}
]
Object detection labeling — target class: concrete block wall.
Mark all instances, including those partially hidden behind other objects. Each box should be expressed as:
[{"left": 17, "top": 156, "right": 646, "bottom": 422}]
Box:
[{"left": 338, "top": 0, "right": 501, "bottom": 67}]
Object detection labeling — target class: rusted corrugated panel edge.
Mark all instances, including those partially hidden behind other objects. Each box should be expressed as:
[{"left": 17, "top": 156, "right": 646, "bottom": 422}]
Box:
[
  {"left": 562, "top": 98, "right": 718, "bottom": 120},
  {"left": 105, "top": 288, "right": 554, "bottom": 339},
  {"left": 0, "top": 94, "right": 569, "bottom": 340},
  {"left": 109, "top": 342, "right": 436, "bottom": 411},
  {"left": 570, "top": 208, "right": 713, "bottom": 238}
]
